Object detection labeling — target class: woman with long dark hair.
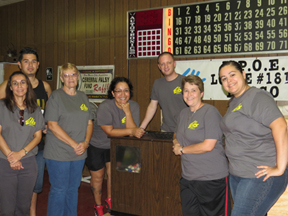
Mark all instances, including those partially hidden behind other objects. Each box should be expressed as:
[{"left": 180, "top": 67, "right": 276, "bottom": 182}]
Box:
[{"left": 0, "top": 71, "right": 44, "bottom": 215}]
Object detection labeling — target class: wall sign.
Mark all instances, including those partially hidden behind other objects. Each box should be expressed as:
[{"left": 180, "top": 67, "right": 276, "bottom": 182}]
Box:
[
  {"left": 127, "top": 0, "right": 288, "bottom": 59},
  {"left": 128, "top": 9, "right": 163, "bottom": 58},
  {"left": 57, "top": 65, "right": 114, "bottom": 103},
  {"left": 46, "top": 67, "right": 53, "bottom": 81},
  {"left": 175, "top": 56, "right": 288, "bottom": 101}
]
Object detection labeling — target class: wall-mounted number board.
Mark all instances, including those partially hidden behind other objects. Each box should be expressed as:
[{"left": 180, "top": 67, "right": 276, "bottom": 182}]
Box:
[{"left": 127, "top": 0, "right": 288, "bottom": 59}]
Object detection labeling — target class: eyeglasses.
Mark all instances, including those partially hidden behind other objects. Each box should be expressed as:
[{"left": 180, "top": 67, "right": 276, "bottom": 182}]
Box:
[
  {"left": 63, "top": 73, "right": 78, "bottom": 78},
  {"left": 114, "top": 89, "right": 130, "bottom": 94},
  {"left": 19, "top": 110, "right": 24, "bottom": 126}
]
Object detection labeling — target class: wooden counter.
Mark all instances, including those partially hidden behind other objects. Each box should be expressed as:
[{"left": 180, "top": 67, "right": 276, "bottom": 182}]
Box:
[{"left": 110, "top": 132, "right": 182, "bottom": 216}]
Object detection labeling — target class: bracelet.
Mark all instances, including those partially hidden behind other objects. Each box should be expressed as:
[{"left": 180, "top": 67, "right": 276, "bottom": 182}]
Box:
[
  {"left": 140, "top": 127, "right": 145, "bottom": 131},
  {"left": 84, "top": 140, "right": 89, "bottom": 144},
  {"left": 23, "top": 148, "right": 28, "bottom": 155}
]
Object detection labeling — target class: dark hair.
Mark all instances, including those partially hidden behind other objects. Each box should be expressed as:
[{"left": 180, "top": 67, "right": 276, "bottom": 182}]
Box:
[
  {"left": 157, "top": 52, "right": 174, "bottom": 64},
  {"left": 18, "top": 47, "right": 39, "bottom": 62},
  {"left": 182, "top": 75, "right": 204, "bottom": 93},
  {"left": 219, "top": 60, "right": 243, "bottom": 74},
  {"left": 108, "top": 77, "right": 133, "bottom": 99},
  {"left": 218, "top": 60, "right": 244, "bottom": 85},
  {"left": 5, "top": 71, "right": 38, "bottom": 113}
]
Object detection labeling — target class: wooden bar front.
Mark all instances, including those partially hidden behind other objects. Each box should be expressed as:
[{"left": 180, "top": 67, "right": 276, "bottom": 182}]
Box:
[{"left": 110, "top": 132, "right": 182, "bottom": 216}]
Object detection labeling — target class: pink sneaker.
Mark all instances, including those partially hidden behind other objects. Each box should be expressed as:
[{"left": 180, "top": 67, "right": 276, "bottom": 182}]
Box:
[
  {"left": 105, "top": 197, "right": 111, "bottom": 213},
  {"left": 94, "top": 204, "right": 104, "bottom": 216}
]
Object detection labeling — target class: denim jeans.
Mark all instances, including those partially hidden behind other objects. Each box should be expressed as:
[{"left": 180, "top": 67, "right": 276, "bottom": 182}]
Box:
[
  {"left": 230, "top": 169, "right": 288, "bottom": 216},
  {"left": 46, "top": 159, "right": 85, "bottom": 216},
  {"left": 33, "top": 150, "right": 45, "bottom": 193}
]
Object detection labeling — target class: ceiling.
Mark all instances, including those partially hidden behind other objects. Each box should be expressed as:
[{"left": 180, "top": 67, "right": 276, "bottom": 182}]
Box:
[{"left": 0, "top": 0, "right": 24, "bottom": 7}]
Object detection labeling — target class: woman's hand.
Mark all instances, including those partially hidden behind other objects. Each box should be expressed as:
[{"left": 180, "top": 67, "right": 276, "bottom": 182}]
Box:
[
  {"left": 132, "top": 127, "right": 145, "bottom": 138},
  {"left": 255, "top": 165, "right": 285, "bottom": 181},
  {"left": 121, "top": 102, "right": 131, "bottom": 114},
  {"left": 74, "top": 141, "right": 88, "bottom": 155},
  {"left": 10, "top": 161, "right": 24, "bottom": 170},
  {"left": 7, "top": 150, "right": 24, "bottom": 164},
  {"left": 172, "top": 143, "right": 182, "bottom": 155}
]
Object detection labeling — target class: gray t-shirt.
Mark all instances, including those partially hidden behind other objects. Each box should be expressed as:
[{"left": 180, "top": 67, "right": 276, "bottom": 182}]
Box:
[
  {"left": 220, "top": 87, "right": 283, "bottom": 178},
  {"left": 44, "top": 88, "right": 93, "bottom": 161},
  {"left": 151, "top": 75, "right": 187, "bottom": 132},
  {"left": 90, "top": 99, "right": 140, "bottom": 149},
  {"left": 0, "top": 100, "right": 45, "bottom": 159},
  {"left": 176, "top": 104, "right": 228, "bottom": 181}
]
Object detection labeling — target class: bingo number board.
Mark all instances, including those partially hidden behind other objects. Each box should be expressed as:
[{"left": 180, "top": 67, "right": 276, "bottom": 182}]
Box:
[
  {"left": 128, "top": 9, "right": 163, "bottom": 58},
  {"left": 127, "top": 0, "right": 288, "bottom": 59}
]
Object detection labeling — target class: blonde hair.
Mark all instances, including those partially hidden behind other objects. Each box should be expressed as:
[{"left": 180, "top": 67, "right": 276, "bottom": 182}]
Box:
[{"left": 59, "top": 63, "right": 79, "bottom": 77}]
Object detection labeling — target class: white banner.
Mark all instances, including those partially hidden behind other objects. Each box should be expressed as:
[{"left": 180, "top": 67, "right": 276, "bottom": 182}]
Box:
[
  {"left": 175, "top": 56, "right": 288, "bottom": 101},
  {"left": 57, "top": 65, "right": 114, "bottom": 103}
]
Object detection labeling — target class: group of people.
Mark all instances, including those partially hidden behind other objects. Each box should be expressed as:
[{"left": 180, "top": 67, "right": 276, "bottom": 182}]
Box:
[
  {"left": 141, "top": 52, "right": 288, "bottom": 216},
  {"left": 171, "top": 57, "right": 288, "bottom": 216},
  {"left": 0, "top": 47, "right": 145, "bottom": 216},
  {"left": 0, "top": 49, "right": 287, "bottom": 216}
]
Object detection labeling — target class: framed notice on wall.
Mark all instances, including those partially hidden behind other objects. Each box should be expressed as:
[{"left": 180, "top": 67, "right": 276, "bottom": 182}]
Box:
[
  {"left": 128, "top": 0, "right": 288, "bottom": 59},
  {"left": 57, "top": 65, "right": 114, "bottom": 103}
]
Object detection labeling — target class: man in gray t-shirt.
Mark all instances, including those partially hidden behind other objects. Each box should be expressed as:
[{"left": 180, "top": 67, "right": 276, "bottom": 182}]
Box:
[{"left": 140, "top": 52, "right": 187, "bottom": 132}]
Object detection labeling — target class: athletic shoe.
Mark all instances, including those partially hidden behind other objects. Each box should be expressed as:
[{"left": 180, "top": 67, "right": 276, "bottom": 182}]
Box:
[
  {"left": 94, "top": 204, "right": 104, "bottom": 216},
  {"left": 105, "top": 197, "right": 111, "bottom": 213}
]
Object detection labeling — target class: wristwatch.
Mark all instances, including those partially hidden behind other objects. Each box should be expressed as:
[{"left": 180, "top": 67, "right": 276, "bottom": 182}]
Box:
[{"left": 180, "top": 146, "right": 184, "bottom": 154}]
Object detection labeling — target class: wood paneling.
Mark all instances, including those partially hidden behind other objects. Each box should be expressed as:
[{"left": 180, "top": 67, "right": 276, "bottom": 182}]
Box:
[
  {"left": 0, "top": 0, "right": 283, "bottom": 130},
  {"left": 3, "top": 64, "right": 19, "bottom": 80},
  {"left": 110, "top": 135, "right": 182, "bottom": 216}
]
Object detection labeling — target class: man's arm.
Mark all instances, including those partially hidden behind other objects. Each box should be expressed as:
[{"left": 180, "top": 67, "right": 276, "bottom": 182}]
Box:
[
  {"left": 0, "top": 80, "right": 8, "bottom": 99},
  {"left": 140, "top": 100, "right": 158, "bottom": 130},
  {"left": 43, "top": 81, "right": 52, "bottom": 97}
]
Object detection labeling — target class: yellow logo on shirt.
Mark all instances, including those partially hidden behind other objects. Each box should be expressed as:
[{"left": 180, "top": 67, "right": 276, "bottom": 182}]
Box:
[
  {"left": 122, "top": 117, "right": 126, "bottom": 124},
  {"left": 188, "top": 120, "right": 199, "bottom": 130},
  {"left": 232, "top": 103, "right": 242, "bottom": 112},
  {"left": 173, "top": 86, "right": 182, "bottom": 94},
  {"left": 80, "top": 104, "right": 88, "bottom": 111},
  {"left": 25, "top": 117, "right": 36, "bottom": 127}
]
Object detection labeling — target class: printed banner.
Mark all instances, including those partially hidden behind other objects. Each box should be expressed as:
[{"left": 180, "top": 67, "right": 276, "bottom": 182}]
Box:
[
  {"left": 175, "top": 56, "right": 288, "bottom": 101},
  {"left": 57, "top": 65, "right": 114, "bottom": 103}
]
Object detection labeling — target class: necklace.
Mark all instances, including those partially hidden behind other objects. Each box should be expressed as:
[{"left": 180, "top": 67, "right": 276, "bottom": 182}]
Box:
[{"left": 190, "top": 102, "right": 203, "bottom": 113}]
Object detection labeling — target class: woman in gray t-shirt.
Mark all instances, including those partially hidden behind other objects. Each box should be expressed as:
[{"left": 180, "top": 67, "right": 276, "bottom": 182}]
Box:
[
  {"left": 0, "top": 71, "right": 44, "bottom": 215},
  {"left": 86, "top": 77, "right": 145, "bottom": 216},
  {"left": 219, "top": 60, "right": 288, "bottom": 216},
  {"left": 173, "top": 75, "right": 230, "bottom": 216},
  {"left": 44, "top": 63, "right": 93, "bottom": 216}
]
